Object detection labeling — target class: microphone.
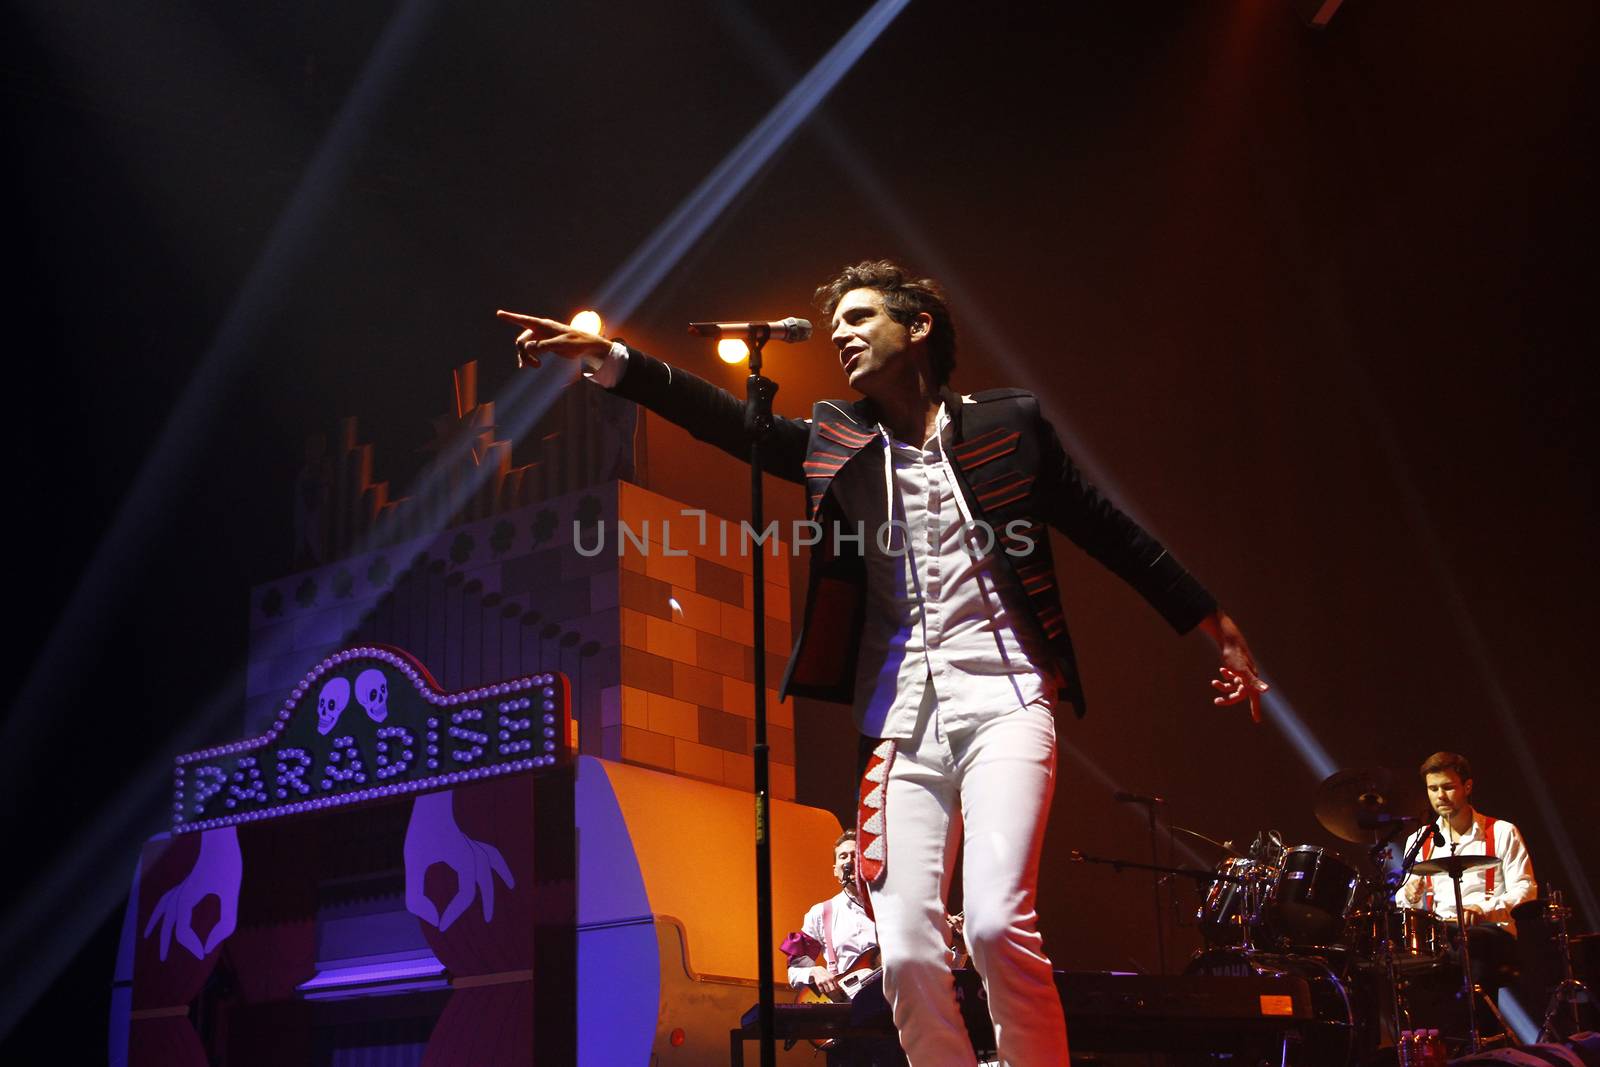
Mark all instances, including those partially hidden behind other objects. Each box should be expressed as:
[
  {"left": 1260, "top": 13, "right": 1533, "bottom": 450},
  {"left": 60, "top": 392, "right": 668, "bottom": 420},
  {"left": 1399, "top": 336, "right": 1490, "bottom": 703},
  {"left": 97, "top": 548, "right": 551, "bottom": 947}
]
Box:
[
  {"left": 688, "top": 317, "right": 813, "bottom": 343},
  {"left": 1114, "top": 791, "right": 1166, "bottom": 806}
]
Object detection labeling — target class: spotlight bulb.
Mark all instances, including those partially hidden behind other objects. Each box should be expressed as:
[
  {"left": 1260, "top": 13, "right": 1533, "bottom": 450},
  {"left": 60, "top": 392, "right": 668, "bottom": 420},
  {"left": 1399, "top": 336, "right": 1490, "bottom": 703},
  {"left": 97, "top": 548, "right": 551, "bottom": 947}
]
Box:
[
  {"left": 571, "top": 310, "right": 603, "bottom": 336},
  {"left": 718, "top": 338, "right": 750, "bottom": 364}
]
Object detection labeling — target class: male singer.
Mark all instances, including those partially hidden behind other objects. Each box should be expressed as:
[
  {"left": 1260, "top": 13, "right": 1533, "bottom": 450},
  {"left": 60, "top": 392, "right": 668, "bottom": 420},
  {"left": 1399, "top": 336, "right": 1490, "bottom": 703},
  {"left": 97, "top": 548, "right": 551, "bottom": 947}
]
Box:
[{"left": 497, "top": 259, "right": 1266, "bottom": 1064}]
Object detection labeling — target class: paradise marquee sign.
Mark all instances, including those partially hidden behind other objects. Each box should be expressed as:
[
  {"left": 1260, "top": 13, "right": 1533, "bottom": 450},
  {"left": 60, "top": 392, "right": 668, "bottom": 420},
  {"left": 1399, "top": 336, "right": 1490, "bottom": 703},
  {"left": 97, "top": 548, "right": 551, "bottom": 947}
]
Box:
[{"left": 173, "top": 645, "right": 571, "bottom": 833}]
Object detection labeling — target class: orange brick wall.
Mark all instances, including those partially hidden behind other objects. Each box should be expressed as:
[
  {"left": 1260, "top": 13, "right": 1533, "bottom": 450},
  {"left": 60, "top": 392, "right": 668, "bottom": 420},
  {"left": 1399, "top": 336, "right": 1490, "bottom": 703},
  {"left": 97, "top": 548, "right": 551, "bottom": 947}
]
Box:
[{"left": 600, "top": 482, "right": 798, "bottom": 799}]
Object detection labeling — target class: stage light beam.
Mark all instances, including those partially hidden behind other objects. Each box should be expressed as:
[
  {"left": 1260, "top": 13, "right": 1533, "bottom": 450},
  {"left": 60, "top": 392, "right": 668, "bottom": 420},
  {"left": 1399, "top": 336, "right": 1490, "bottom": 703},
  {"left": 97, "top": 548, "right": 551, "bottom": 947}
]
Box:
[
  {"left": 591, "top": 0, "right": 912, "bottom": 323},
  {"left": 0, "top": 0, "right": 918, "bottom": 1044}
]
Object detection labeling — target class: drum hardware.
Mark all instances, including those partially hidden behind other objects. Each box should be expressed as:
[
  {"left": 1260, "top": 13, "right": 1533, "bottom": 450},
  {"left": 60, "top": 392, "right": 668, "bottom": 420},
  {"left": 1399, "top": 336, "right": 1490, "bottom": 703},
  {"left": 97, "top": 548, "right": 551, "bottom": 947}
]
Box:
[
  {"left": 1170, "top": 823, "right": 1242, "bottom": 858},
  {"left": 1071, "top": 846, "right": 1235, "bottom": 945},
  {"left": 1417, "top": 851, "right": 1507, "bottom": 1053},
  {"left": 1309, "top": 765, "right": 1452, "bottom": 1053},
  {"left": 1198, "top": 855, "right": 1277, "bottom": 950},
  {"left": 1067, "top": 849, "right": 1225, "bottom": 891},
  {"left": 1350, "top": 815, "right": 1432, "bottom": 1049},
  {"left": 1179, "top": 828, "right": 1325, "bottom": 954},
  {"left": 1113, "top": 789, "right": 1171, "bottom": 972},
  {"left": 1527, "top": 888, "right": 1592, "bottom": 1042}
]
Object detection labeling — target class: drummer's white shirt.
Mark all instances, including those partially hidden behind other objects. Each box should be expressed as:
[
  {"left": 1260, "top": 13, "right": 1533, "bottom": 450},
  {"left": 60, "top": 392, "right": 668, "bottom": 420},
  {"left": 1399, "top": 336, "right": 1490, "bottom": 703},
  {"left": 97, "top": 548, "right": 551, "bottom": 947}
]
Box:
[{"left": 1398, "top": 811, "right": 1536, "bottom": 934}]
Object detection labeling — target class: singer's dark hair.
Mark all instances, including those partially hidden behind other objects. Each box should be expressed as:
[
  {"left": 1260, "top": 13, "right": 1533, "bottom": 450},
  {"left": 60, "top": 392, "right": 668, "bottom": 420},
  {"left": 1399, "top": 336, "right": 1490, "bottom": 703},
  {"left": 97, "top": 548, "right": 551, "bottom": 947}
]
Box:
[
  {"left": 1419, "top": 751, "right": 1472, "bottom": 782},
  {"left": 834, "top": 829, "right": 857, "bottom": 849},
  {"left": 815, "top": 259, "right": 957, "bottom": 387}
]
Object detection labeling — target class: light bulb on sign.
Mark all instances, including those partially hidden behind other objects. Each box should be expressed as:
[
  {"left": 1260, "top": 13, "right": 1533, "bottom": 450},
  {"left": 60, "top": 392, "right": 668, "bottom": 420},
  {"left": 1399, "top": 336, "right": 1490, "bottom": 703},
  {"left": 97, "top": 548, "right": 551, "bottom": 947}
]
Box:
[
  {"left": 718, "top": 338, "right": 750, "bottom": 364},
  {"left": 570, "top": 310, "right": 604, "bottom": 336}
]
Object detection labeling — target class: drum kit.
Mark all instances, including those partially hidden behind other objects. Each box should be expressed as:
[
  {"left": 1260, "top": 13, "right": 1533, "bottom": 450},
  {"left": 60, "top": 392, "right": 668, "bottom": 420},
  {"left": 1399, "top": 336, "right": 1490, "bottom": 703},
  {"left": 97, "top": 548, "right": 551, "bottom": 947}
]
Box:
[{"left": 1177, "top": 767, "right": 1592, "bottom": 1065}]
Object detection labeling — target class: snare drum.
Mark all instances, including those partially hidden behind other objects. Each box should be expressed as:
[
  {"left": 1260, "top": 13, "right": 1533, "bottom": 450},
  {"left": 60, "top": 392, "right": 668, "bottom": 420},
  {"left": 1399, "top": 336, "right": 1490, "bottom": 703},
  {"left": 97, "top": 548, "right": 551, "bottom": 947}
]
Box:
[
  {"left": 1262, "top": 845, "right": 1362, "bottom": 947},
  {"left": 1349, "top": 906, "right": 1451, "bottom": 962}
]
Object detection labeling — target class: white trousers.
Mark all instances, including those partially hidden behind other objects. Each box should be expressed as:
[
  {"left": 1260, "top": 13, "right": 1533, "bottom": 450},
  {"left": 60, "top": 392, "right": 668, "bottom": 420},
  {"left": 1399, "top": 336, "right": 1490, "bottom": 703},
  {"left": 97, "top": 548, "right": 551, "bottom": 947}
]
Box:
[{"left": 870, "top": 683, "right": 1068, "bottom": 1066}]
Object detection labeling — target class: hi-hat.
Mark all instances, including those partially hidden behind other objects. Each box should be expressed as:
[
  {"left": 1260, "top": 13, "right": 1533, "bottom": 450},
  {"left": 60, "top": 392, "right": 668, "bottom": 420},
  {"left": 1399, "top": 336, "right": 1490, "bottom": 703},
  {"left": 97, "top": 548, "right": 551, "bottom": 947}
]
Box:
[
  {"left": 1314, "top": 767, "right": 1426, "bottom": 844},
  {"left": 1412, "top": 855, "right": 1500, "bottom": 878}
]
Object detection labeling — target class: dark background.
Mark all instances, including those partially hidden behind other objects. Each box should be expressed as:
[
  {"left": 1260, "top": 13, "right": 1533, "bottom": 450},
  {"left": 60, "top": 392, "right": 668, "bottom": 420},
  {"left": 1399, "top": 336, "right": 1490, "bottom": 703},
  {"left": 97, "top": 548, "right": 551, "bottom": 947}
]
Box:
[{"left": 4, "top": 0, "right": 1595, "bottom": 1059}]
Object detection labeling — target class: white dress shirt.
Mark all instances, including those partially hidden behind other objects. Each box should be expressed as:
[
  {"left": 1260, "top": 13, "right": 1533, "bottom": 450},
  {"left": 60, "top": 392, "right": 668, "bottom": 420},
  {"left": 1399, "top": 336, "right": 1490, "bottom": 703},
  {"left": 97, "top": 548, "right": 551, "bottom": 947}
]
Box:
[
  {"left": 1399, "top": 811, "right": 1536, "bottom": 933},
  {"left": 787, "top": 889, "right": 877, "bottom": 988},
  {"left": 830, "top": 405, "right": 1056, "bottom": 739}
]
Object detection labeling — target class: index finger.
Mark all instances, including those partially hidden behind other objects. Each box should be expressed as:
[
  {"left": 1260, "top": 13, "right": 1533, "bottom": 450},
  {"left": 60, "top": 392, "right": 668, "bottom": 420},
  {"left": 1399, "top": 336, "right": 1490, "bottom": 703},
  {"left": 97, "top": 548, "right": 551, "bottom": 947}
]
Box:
[{"left": 495, "top": 310, "right": 562, "bottom": 331}]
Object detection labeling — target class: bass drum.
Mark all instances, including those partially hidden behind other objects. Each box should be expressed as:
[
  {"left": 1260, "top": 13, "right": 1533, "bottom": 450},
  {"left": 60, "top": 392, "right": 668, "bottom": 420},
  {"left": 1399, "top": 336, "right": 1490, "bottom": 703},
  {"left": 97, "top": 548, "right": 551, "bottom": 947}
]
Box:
[{"left": 1184, "top": 950, "right": 1368, "bottom": 1067}]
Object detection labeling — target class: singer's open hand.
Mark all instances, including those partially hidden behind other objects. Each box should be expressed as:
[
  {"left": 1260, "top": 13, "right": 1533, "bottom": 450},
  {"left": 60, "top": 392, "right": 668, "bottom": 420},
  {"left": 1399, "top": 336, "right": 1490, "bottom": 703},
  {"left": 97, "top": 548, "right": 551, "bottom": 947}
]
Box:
[
  {"left": 495, "top": 310, "right": 610, "bottom": 369},
  {"left": 1198, "top": 610, "right": 1268, "bottom": 723}
]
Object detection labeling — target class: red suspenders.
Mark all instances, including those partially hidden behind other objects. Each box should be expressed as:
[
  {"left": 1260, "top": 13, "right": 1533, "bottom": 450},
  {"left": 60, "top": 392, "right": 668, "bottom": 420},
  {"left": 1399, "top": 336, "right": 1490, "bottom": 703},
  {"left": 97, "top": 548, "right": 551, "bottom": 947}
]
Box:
[
  {"left": 1482, "top": 816, "right": 1498, "bottom": 897},
  {"left": 1421, "top": 827, "right": 1435, "bottom": 911}
]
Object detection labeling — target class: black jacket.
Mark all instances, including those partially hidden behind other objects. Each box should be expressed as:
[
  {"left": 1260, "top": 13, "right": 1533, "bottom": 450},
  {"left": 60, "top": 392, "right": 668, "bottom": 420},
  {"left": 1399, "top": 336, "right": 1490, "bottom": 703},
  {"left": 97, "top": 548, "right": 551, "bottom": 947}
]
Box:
[{"left": 609, "top": 348, "right": 1216, "bottom": 717}]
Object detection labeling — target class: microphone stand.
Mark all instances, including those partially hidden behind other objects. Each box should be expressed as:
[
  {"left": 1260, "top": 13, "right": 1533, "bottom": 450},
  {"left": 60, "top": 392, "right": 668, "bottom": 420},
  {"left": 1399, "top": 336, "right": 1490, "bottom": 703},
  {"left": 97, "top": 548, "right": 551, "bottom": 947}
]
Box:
[
  {"left": 1440, "top": 843, "right": 1517, "bottom": 1053},
  {"left": 1068, "top": 850, "right": 1228, "bottom": 887},
  {"left": 744, "top": 325, "right": 779, "bottom": 1067},
  {"left": 1443, "top": 845, "right": 1483, "bottom": 1053},
  {"left": 1116, "top": 793, "right": 1167, "bottom": 971},
  {"left": 1376, "top": 822, "right": 1434, "bottom": 1047}
]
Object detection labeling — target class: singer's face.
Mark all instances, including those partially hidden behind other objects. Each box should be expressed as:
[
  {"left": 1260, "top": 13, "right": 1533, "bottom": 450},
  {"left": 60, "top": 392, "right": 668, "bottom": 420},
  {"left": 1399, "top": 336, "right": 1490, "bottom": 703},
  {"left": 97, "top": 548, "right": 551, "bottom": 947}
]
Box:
[
  {"left": 831, "top": 288, "right": 917, "bottom": 393},
  {"left": 832, "top": 838, "right": 858, "bottom": 884},
  {"left": 1425, "top": 771, "right": 1472, "bottom": 819}
]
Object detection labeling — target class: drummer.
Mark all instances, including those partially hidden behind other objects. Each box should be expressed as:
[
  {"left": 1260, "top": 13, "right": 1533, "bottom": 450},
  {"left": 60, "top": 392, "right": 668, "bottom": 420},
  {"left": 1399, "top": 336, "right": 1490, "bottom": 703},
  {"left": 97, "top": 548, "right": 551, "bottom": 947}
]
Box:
[{"left": 1399, "top": 751, "right": 1536, "bottom": 985}]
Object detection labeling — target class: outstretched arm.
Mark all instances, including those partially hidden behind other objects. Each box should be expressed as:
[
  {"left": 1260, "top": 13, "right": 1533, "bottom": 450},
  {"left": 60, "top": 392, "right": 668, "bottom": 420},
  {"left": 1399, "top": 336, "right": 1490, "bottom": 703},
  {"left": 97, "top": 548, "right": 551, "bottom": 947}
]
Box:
[{"left": 496, "top": 308, "right": 811, "bottom": 483}]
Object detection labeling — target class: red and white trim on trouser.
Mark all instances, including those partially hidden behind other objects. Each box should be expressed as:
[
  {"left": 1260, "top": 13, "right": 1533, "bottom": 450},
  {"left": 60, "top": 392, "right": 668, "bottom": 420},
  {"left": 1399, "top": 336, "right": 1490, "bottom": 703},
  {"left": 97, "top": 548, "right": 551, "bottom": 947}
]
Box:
[{"left": 855, "top": 739, "right": 896, "bottom": 916}]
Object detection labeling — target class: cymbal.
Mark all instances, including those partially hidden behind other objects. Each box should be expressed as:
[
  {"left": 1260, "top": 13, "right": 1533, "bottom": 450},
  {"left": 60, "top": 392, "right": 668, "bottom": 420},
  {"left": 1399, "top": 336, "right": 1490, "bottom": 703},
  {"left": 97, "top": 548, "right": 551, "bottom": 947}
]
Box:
[
  {"left": 1412, "top": 855, "right": 1500, "bottom": 878},
  {"left": 1314, "top": 767, "right": 1427, "bottom": 844}
]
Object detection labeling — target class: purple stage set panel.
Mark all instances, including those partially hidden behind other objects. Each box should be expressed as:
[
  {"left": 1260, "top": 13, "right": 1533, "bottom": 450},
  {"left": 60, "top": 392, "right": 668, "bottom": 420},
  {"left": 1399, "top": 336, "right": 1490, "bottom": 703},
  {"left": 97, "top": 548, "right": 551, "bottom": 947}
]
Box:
[
  {"left": 111, "top": 645, "right": 847, "bottom": 1066},
  {"left": 112, "top": 363, "right": 827, "bottom": 1064},
  {"left": 114, "top": 647, "right": 577, "bottom": 1067}
]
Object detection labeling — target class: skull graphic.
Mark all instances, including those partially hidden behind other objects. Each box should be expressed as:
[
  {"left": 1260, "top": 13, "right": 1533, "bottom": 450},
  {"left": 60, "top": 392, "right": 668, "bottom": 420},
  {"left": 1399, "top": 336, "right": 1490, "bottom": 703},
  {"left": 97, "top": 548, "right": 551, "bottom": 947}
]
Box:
[
  {"left": 316, "top": 677, "right": 351, "bottom": 736},
  {"left": 355, "top": 668, "right": 389, "bottom": 723}
]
